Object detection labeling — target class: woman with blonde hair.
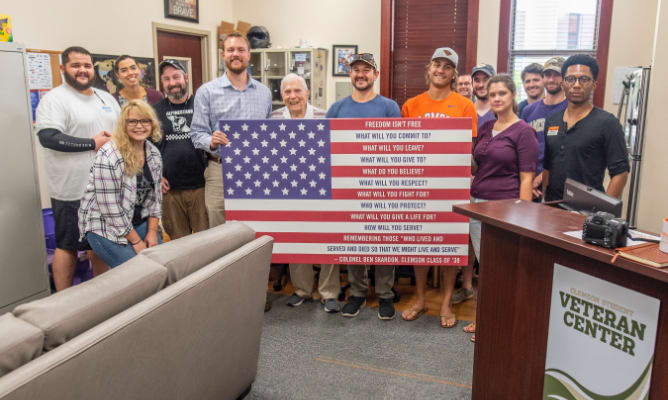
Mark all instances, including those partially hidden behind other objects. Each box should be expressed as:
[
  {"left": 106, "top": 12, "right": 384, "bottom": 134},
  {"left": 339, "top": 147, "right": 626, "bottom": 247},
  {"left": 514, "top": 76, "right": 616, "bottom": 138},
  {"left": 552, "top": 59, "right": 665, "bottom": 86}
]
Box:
[{"left": 79, "top": 99, "right": 163, "bottom": 268}]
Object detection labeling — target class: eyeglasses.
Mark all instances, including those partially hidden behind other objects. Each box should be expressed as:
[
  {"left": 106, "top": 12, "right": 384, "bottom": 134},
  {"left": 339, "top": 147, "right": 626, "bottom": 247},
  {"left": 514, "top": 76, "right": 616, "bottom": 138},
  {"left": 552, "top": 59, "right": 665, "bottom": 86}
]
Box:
[
  {"left": 563, "top": 76, "right": 593, "bottom": 85},
  {"left": 127, "top": 119, "right": 152, "bottom": 127}
]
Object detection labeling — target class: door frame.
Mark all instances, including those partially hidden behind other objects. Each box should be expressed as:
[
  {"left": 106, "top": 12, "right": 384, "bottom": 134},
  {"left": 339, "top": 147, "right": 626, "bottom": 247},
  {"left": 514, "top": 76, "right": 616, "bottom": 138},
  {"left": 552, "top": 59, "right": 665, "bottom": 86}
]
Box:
[{"left": 152, "top": 22, "right": 212, "bottom": 87}]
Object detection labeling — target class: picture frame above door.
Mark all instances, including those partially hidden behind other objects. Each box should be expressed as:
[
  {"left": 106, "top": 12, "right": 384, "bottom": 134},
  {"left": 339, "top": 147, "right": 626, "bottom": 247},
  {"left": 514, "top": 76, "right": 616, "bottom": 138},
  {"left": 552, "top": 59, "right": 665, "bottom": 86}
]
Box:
[{"left": 164, "top": 0, "right": 199, "bottom": 23}]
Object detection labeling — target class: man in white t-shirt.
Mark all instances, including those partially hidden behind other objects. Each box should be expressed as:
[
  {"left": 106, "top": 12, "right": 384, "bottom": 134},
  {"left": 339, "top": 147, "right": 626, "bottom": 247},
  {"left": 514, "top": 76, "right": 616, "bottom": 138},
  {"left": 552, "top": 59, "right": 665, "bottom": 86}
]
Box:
[{"left": 36, "top": 46, "right": 120, "bottom": 291}]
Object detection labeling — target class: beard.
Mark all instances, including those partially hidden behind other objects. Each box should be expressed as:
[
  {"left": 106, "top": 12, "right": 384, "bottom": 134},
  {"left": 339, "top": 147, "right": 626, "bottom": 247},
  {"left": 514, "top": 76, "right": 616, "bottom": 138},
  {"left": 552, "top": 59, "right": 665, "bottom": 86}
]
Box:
[
  {"left": 546, "top": 85, "right": 562, "bottom": 95},
  {"left": 353, "top": 77, "right": 374, "bottom": 92},
  {"left": 474, "top": 91, "right": 488, "bottom": 101},
  {"left": 64, "top": 70, "right": 94, "bottom": 91},
  {"left": 166, "top": 83, "right": 188, "bottom": 101},
  {"left": 225, "top": 57, "right": 248, "bottom": 74}
]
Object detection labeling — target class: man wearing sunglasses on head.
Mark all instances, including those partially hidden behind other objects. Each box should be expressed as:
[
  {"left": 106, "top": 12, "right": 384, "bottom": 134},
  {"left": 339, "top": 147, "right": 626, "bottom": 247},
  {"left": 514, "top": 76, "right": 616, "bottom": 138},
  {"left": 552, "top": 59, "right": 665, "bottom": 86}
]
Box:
[
  {"left": 542, "top": 54, "right": 629, "bottom": 202},
  {"left": 326, "top": 53, "right": 401, "bottom": 321}
]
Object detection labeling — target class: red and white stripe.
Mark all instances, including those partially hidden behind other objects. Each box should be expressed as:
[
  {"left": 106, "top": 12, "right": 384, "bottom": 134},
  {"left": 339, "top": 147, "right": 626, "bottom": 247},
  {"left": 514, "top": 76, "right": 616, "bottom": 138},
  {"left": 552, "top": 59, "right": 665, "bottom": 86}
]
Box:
[{"left": 224, "top": 118, "right": 472, "bottom": 266}]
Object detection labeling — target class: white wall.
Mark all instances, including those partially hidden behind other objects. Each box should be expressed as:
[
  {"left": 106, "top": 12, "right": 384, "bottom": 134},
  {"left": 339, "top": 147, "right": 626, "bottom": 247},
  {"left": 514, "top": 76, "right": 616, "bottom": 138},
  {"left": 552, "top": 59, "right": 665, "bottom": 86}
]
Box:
[
  {"left": 636, "top": 0, "right": 668, "bottom": 232},
  {"left": 232, "top": 0, "right": 382, "bottom": 108},
  {"left": 4, "top": 0, "right": 232, "bottom": 76},
  {"left": 477, "top": 0, "right": 502, "bottom": 67}
]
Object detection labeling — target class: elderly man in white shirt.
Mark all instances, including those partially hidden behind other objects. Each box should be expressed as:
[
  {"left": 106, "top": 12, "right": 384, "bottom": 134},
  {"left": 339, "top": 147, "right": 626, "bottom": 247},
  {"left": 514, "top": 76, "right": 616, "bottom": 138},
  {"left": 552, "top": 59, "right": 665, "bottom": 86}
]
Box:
[{"left": 270, "top": 73, "right": 340, "bottom": 313}]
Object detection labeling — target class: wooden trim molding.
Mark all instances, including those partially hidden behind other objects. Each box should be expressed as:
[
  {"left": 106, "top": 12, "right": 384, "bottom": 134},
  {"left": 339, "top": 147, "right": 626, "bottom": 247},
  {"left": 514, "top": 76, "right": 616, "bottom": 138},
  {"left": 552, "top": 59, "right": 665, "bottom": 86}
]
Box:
[
  {"left": 594, "top": 0, "right": 613, "bottom": 108},
  {"left": 497, "top": 0, "right": 512, "bottom": 73},
  {"left": 466, "top": 0, "right": 480, "bottom": 73},
  {"left": 380, "top": 0, "right": 393, "bottom": 98}
]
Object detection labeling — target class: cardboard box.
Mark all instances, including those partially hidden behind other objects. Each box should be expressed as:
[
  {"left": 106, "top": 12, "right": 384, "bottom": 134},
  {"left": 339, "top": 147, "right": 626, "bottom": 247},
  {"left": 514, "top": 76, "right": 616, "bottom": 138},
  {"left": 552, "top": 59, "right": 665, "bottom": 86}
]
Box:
[{"left": 236, "top": 21, "right": 252, "bottom": 36}]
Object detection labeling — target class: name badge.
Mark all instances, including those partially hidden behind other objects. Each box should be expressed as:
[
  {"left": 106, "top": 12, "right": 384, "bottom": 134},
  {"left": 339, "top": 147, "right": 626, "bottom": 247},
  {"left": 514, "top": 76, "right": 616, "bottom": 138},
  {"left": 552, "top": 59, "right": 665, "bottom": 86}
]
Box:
[{"left": 547, "top": 126, "right": 560, "bottom": 136}]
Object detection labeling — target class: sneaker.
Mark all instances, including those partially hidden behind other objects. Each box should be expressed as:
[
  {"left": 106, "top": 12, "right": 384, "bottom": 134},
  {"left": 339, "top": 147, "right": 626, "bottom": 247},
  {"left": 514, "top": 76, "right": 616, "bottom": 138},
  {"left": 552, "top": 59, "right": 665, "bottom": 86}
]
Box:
[
  {"left": 341, "top": 296, "right": 366, "bottom": 317},
  {"left": 286, "top": 293, "right": 308, "bottom": 307},
  {"left": 451, "top": 287, "right": 474, "bottom": 305},
  {"left": 378, "top": 298, "right": 396, "bottom": 320},
  {"left": 322, "top": 298, "right": 341, "bottom": 313}
]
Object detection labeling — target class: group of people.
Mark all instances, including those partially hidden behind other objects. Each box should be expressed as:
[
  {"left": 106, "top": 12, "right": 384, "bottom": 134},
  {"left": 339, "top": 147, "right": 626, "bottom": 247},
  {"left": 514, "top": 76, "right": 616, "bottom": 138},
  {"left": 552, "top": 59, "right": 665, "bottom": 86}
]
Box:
[{"left": 37, "top": 33, "right": 630, "bottom": 344}]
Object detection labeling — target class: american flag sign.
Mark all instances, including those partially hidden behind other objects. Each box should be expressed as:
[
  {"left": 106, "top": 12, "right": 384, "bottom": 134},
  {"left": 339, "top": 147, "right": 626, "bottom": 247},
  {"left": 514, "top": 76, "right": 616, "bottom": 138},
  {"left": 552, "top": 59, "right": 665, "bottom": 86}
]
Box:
[{"left": 219, "top": 118, "right": 471, "bottom": 266}]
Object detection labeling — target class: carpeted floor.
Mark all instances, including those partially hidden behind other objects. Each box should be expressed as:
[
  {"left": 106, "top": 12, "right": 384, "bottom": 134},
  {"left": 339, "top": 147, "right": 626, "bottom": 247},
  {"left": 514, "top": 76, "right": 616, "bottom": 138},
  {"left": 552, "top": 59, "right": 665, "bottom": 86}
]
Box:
[{"left": 247, "top": 292, "right": 474, "bottom": 399}]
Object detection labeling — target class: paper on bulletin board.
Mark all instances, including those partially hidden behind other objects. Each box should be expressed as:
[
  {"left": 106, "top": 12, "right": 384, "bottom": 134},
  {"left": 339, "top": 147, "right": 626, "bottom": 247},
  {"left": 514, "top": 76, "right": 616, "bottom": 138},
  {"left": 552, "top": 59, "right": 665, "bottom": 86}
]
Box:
[{"left": 26, "top": 52, "right": 54, "bottom": 90}]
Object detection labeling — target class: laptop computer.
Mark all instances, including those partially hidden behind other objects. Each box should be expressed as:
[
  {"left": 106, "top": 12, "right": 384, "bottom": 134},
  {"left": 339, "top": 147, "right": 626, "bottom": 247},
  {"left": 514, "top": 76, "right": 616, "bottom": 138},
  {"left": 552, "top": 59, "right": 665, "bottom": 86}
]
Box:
[{"left": 559, "top": 178, "right": 622, "bottom": 217}]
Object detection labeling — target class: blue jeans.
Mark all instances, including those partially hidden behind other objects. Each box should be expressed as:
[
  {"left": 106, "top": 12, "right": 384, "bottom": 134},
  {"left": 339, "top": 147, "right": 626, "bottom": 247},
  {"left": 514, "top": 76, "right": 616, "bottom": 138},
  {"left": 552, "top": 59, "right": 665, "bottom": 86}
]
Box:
[{"left": 86, "top": 221, "right": 162, "bottom": 268}]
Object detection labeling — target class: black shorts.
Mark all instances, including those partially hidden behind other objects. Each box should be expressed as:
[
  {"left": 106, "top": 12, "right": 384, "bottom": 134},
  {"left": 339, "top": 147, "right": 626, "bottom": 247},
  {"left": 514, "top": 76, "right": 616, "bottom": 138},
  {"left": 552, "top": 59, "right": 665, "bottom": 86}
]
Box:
[{"left": 51, "top": 198, "right": 91, "bottom": 251}]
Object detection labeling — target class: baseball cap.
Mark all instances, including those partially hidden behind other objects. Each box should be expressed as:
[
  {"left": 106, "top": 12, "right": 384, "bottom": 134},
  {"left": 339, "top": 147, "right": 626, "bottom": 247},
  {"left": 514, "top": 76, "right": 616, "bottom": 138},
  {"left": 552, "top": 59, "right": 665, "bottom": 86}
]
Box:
[
  {"left": 542, "top": 57, "right": 566, "bottom": 75},
  {"left": 158, "top": 59, "right": 186, "bottom": 76},
  {"left": 431, "top": 47, "right": 458, "bottom": 68},
  {"left": 349, "top": 53, "right": 377, "bottom": 70},
  {"left": 471, "top": 63, "right": 495, "bottom": 78}
]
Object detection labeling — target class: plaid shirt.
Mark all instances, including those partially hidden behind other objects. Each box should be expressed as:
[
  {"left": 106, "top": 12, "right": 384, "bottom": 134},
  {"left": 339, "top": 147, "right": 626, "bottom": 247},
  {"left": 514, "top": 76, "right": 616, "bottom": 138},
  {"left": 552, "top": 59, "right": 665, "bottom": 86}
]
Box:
[
  {"left": 79, "top": 140, "right": 162, "bottom": 244},
  {"left": 190, "top": 72, "right": 272, "bottom": 157}
]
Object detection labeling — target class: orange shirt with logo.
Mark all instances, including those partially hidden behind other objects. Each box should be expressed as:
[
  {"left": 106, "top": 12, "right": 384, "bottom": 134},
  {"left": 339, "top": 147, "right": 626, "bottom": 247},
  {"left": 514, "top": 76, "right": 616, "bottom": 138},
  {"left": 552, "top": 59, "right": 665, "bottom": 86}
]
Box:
[{"left": 401, "top": 91, "right": 478, "bottom": 137}]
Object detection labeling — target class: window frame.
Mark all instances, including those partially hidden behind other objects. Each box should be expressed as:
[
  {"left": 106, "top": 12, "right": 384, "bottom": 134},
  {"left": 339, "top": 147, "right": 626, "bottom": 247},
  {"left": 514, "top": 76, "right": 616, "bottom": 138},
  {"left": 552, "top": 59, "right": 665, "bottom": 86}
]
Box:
[{"left": 497, "top": 0, "right": 613, "bottom": 107}]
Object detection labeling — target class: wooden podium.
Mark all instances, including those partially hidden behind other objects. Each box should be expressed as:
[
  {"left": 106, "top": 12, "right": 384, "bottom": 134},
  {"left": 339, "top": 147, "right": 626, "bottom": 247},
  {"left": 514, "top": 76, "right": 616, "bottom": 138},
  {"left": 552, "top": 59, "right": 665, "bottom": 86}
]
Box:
[{"left": 453, "top": 199, "right": 668, "bottom": 399}]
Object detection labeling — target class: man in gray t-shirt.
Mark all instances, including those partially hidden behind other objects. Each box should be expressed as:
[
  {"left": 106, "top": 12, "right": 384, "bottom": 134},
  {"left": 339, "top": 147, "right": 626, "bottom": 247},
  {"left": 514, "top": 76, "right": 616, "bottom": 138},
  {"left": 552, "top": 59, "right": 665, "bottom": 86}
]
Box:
[{"left": 36, "top": 46, "right": 120, "bottom": 291}]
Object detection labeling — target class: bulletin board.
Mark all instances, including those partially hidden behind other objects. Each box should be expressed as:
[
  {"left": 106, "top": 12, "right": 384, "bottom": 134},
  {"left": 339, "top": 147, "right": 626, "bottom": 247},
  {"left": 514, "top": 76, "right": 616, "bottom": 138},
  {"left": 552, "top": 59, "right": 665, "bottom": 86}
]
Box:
[{"left": 25, "top": 48, "right": 62, "bottom": 122}]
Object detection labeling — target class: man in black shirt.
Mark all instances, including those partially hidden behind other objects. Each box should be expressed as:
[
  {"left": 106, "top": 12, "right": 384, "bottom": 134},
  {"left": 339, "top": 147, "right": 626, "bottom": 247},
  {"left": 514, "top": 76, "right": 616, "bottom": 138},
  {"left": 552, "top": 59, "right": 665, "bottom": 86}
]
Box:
[
  {"left": 153, "top": 60, "right": 208, "bottom": 239},
  {"left": 543, "top": 55, "right": 629, "bottom": 201}
]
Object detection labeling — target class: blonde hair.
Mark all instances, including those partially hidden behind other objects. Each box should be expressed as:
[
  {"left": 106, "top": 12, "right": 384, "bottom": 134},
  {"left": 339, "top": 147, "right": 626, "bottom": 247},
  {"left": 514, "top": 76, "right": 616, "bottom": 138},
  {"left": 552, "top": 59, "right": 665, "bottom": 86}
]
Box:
[
  {"left": 113, "top": 99, "right": 162, "bottom": 176},
  {"left": 424, "top": 61, "right": 458, "bottom": 90}
]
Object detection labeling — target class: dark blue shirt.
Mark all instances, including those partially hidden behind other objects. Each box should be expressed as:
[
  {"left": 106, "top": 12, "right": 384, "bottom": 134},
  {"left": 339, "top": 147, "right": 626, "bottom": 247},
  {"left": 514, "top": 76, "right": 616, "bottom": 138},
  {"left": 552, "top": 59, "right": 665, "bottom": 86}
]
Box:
[{"left": 520, "top": 98, "right": 568, "bottom": 173}]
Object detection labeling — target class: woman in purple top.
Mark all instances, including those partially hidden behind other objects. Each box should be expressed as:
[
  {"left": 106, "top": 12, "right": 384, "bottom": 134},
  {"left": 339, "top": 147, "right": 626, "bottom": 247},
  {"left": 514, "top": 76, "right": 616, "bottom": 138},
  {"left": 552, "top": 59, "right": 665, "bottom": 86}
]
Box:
[
  {"left": 466, "top": 75, "right": 538, "bottom": 341},
  {"left": 112, "top": 55, "right": 164, "bottom": 106}
]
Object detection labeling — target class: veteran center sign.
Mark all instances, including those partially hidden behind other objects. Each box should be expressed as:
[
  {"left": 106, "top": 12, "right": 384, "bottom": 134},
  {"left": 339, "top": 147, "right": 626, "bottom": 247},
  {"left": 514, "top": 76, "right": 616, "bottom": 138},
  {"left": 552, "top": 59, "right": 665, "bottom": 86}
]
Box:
[
  {"left": 219, "top": 118, "right": 471, "bottom": 266},
  {"left": 544, "top": 264, "right": 660, "bottom": 399}
]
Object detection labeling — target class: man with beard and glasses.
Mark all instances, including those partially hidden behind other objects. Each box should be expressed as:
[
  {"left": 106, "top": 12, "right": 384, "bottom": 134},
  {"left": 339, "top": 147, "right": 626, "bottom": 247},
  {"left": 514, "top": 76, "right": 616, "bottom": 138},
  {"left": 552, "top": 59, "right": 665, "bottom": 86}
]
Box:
[
  {"left": 543, "top": 55, "right": 629, "bottom": 202},
  {"left": 455, "top": 73, "right": 473, "bottom": 100},
  {"left": 517, "top": 63, "right": 544, "bottom": 116},
  {"left": 400, "top": 47, "right": 477, "bottom": 328},
  {"left": 152, "top": 59, "right": 208, "bottom": 240},
  {"left": 36, "top": 46, "right": 120, "bottom": 290},
  {"left": 520, "top": 57, "right": 567, "bottom": 200},
  {"left": 326, "top": 53, "right": 401, "bottom": 321},
  {"left": 471, "top": 63, "right": 496, "bottom": 129},
  {"left": 191, "top": 31, "right": 272, "bottom": 228}
]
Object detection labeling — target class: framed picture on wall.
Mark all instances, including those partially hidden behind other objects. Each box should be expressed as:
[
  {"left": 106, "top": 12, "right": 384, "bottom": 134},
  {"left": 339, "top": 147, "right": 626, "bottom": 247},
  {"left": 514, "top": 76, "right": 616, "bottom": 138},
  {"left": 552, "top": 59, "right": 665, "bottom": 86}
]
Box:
[
  {"left": 164, "top": 0, "right": 199, "bottom": 23},
  {"left": 332, "top": 45, "right": 358, "bottom": 76},
  {"left": 91, "top": 54, "right": 157, "bottom": 94}
]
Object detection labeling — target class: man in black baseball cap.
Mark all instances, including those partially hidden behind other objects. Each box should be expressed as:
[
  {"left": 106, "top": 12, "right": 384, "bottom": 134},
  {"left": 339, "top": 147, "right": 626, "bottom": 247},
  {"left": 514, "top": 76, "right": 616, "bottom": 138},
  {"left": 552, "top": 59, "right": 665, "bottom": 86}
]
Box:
[{"left": 152, "top": 59, "right": 209, "bottom": 241}]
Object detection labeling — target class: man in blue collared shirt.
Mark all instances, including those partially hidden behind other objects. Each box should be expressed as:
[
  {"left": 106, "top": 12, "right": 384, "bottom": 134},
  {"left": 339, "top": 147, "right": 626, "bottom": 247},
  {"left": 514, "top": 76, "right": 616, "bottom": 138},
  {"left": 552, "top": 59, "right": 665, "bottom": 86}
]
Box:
[{"left": 191, "top": 32, "right": 272, "bottom": 227}]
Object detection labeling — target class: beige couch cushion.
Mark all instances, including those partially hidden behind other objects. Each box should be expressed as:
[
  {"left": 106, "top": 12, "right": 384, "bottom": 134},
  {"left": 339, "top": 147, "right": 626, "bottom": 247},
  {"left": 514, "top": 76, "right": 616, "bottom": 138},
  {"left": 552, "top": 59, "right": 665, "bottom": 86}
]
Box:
[
  {"left": 0, "top": 236, "right": 274, "bottom": 400},
  {"left": 0, "top": 314, "right": 44, "bottom": 378},
  {"left": 13, "top": 254, "right": 167, "bottom": 351},
  {"left": 142, "top": 221, "right": 256, "bottom": 283}
]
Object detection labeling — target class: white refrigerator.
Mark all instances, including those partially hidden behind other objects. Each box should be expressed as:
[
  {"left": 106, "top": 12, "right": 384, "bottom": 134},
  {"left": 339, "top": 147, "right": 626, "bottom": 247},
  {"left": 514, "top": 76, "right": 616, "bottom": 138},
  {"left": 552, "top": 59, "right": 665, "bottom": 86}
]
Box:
[{"left": 0, "top": 42, "right": 51, "bottom": 313}]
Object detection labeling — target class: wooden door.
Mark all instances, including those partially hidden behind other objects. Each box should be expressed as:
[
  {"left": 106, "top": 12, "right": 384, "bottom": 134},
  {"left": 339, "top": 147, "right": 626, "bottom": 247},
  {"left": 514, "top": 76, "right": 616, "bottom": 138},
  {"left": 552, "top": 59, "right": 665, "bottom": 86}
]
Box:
[{"left": 156, "top": 30, "right": 204, "bottom": 93}]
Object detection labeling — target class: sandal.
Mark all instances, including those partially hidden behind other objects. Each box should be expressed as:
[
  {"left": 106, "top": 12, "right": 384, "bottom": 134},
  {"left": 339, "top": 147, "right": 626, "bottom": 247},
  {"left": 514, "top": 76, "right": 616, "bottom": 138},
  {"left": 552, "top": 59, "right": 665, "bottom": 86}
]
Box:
[
  {"left": 439, "top": 312, "right": 457, "bottom": 328},
  {"left": 463, "top": 322, "right": 476, "bottom": 333},
  {"left": 401, "top": 306, "right": 428, "bottom": 321},
  {"left": 471, "top": 334, "right": 476, "bottom": 343}
]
